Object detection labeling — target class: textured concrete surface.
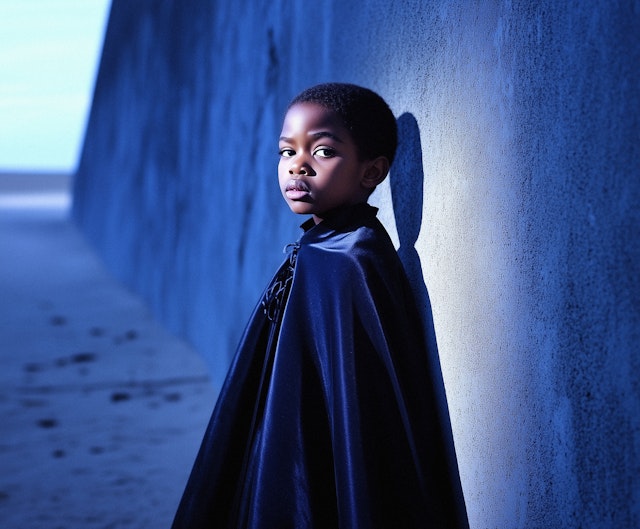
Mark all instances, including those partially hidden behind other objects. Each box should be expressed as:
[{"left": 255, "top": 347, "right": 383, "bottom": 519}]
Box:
[
  {"left": 73, "top": 1, "right": 640, "bottom": 527},
  {"left": 0, "top": 178, "right": 215, "bottom": 527}
]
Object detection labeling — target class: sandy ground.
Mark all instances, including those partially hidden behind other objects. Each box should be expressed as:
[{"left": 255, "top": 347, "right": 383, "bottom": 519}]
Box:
[{"left": 0, "top": 175, "right": 217, "bottom": 528}]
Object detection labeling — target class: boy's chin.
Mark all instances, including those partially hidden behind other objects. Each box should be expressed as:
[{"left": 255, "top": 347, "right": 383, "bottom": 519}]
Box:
[{"left": 285, "top": 200, "right": 315, "bottom": 216}]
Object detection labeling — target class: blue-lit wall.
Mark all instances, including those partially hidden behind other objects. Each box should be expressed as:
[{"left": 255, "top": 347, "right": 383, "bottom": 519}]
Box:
[{"left": 74, "top": 1, "right": 640, "bottom": 527}]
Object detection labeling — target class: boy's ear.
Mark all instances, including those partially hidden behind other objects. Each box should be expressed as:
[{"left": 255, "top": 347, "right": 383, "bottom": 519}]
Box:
[{"left": 361, "top": 156, "right": 390, "bottom": 190}]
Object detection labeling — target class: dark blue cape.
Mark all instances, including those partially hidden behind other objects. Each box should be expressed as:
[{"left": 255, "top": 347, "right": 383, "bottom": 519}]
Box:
[{"left": 172, "top": 204, "right": 467, "bottom": 528}]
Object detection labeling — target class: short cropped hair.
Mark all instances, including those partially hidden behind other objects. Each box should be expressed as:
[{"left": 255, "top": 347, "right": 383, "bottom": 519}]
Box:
[{"left": 288, "top": 83, "right": 398, "bottom": 166}]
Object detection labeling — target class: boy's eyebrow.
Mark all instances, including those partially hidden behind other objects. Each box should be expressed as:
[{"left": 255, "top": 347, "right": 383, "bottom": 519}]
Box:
[
  {"left": 310, "top": 131, "right": 344, "bottom": 142},
  {"left": 279, "top": 131, "right": 344, "bottom": 143}
]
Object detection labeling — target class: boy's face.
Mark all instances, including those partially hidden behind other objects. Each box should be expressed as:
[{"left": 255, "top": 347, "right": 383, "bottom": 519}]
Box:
[{"left": 278, "top": 103, "right": 373, "bottom": 224}]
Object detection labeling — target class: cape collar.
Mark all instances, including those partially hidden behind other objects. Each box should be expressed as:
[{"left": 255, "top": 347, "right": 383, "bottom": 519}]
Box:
[{"left": 298, "top": 203, "right": 379, "bottom": 240}]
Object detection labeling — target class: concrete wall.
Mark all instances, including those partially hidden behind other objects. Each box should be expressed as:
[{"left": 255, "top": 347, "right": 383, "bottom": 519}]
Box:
[{"left": 74, "top": 1, "right": 640, "bottom": 527}]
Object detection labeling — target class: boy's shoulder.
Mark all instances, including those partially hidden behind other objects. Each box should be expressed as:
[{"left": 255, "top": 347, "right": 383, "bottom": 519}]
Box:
[
  {"left": 296, "top": 205, "right": 401, "bottom": 282},
  {"left": 300, "top": 205, "right": 394, "bottom": 256},
  {"left": 290, "top": 207, "right": 413, "bottom": 311}
]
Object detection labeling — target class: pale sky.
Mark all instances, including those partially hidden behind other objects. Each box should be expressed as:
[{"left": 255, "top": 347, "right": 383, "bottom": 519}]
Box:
[{"left": 0, "top": 0, "right": 111, "bottom": 172}]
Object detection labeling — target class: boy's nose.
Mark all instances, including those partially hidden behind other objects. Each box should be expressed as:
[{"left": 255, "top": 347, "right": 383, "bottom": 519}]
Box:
[{"left": 289, "top": 160, "right": 314, "bottom": 176}]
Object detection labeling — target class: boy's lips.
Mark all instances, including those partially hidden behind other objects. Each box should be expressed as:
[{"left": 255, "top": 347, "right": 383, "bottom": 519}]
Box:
[{"left": 285, "top": 179, "right": 311, "bottom": 200}]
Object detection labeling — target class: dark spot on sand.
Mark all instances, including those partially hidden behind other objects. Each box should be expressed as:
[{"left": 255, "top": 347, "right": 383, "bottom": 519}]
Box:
[
  {"left": 52, "top": 449, "right": 66, "bottom": 458},
  {"left": 114, "top": 329, "right": 139, "bottom": 345},
  {"left": 164, "top": 392, "right": 182, "bottom": 402},
  {"left": 89, "top": 327, "right": 105, "bottom": 337},
  {"left": 71, "top": 352, "right": 97, "bottom": 363},
  {"left": 0, "top": 491, "right": 9, "bottom": 502},
  {"left": 55, "top": 352, "right": 96, "bottom": 368},
  {"left": 50, "top": 315, "right": 67, "bottom": 326},
  {"left": 37, "top": 418, "right": 58, "bottom": 429},
  {"left": 55, "top": 357, "right": 69, "bottom": 367},
  {"left": 89, "top": 446, "right": 105, "bottom": 455},
  {"left": 24, "top": 362, "right": 44, "bottom": 373},
  {"left": 111, "top": 391, "right": 131, "bottom": 403}
]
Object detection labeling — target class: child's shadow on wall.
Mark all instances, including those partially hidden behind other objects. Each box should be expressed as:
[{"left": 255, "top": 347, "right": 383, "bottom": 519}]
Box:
[
  {"left": 391, "top": 113, "right": 438, "bottom": 359},
  {"left": 391, "top": 113, "right": 468, "bottom": 526}
]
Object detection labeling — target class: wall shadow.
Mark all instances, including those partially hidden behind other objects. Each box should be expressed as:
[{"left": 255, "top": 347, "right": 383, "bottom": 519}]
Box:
[{"left": 391, "top": 113, "right": 469, "bottom": 527}]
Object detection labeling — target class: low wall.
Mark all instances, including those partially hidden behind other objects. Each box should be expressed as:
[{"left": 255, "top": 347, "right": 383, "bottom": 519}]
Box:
[{"left": 74, "top": 1, "right": 640, "bottom": 527}]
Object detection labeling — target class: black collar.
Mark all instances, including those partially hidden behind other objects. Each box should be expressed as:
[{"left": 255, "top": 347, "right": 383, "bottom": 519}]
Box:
[{"left": 299, "top": 203, "right": 379, "bottom": 236}]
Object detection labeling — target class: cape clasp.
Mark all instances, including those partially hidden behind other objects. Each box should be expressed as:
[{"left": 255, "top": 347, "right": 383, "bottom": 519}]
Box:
[{"left": 261, "top": 242, "right": 299, "bottom": 322}]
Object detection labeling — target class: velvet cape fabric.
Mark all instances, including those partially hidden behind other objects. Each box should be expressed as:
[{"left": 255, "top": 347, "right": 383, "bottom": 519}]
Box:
[{"left": 172, "top": 204, "right": 465, "bottom": 528}]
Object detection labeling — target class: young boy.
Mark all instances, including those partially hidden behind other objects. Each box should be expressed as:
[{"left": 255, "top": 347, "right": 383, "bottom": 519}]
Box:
[{"left": 172, "top": 83, "right": 466, "bottom": 528}]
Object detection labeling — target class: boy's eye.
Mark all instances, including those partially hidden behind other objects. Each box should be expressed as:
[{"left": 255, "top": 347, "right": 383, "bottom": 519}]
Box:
[
  {"left": 279, "top": 148, "right": 295, "bottom": 158},
  {"left": 314, "top": 147, "right": 336, "bottom": 158}
]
